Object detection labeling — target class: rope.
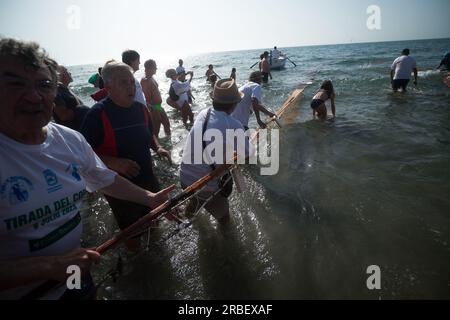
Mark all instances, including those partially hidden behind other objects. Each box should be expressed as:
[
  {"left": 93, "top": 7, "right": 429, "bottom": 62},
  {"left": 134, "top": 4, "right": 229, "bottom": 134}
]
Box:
[{"left": 95, "top": 171, "right": 236, "bottom": 288}]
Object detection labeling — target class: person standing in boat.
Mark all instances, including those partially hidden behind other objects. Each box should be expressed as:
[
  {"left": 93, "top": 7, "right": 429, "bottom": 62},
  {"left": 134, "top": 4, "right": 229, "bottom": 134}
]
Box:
[
  {"left": 390, "top": 48, "right": 418, "bottom": 92},
  {"left": 272, "top": 46, "right": 281, "bottom": 60},
  {"left": 261, "top": 51, "right": 272, "bottom": 83},
  {"left": 310, "top": 80, "right": 336, "bottom": 119},
  {"left": 232, "top": 71, "right": 275, "bottom": 130}
]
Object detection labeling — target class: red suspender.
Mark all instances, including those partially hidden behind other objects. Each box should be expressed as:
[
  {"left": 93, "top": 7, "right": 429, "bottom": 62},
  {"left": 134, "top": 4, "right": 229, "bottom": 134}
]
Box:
[
  {"left": 95, "top": 107, "right": 149, "bottom": 157},
  {"left": 94, "top": 111, "right": 118, "bottom": 157},
  {"left": 143, "top": 106, "right": 149, "bottom": 128}
]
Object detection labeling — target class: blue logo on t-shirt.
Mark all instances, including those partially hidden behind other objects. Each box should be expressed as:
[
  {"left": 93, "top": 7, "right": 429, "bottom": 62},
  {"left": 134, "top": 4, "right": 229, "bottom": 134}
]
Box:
[
  {"left": 0, "top": 176, "right": 33, "bottom": 205},
  {"left": 43, "top": 169, "right": 63, "bottom": 193},
  {"left": 66, "top": 164, "right": 81, "bottom": 182}
]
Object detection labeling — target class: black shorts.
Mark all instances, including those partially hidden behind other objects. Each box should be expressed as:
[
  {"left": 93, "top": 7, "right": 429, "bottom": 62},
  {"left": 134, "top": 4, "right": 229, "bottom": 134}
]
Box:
[
  {"left": 311, "top": 99, "right": 324, "bottom": 109},
  {"left": 392, "top": 79, "right": 410, "bottom": 91},
  {"left": 262, "top": 72, "right": 269, "bottom": 82},
  {"left": 105, "top": 178, "right": 160, "bottom": 230}
]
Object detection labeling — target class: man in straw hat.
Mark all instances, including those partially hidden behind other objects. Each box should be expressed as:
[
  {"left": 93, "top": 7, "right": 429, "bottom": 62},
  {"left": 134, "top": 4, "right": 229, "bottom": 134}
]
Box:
[
  {"left": 231, "top": 71, "right": 275, "bottom": 130},
  {"left": 180, "top": 78, "right": 252, "bottom": 225}
]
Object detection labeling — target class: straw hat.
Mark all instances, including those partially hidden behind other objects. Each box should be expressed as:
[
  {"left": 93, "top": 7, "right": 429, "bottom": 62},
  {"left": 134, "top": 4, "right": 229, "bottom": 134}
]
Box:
[{"left": 211, "top": 78, "right": 244, "bottom": 104}]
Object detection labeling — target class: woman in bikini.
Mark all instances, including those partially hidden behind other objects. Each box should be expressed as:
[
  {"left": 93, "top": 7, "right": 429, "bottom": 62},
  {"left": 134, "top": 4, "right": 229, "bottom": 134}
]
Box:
[{"left": 311, "top": 80, "right": 336, "bottom": 119}]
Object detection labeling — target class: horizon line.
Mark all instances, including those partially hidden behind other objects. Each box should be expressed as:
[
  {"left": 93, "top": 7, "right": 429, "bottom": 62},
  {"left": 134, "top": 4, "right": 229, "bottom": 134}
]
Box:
[{"left": 68, "top": 36, "right": 450, "bottom": 67}]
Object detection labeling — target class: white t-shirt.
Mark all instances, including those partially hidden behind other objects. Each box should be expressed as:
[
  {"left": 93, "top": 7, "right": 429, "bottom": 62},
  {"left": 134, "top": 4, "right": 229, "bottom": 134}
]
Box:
[
  {"left": 0, "top": 123, "right": 116, "bottom": 299},
  {"left": 231, "top": 81, "right": 262, "bottom": 127},
  {"left": 272, "top": 49, "right": 281, "bottom": 59},
  {"left": 171, "top": 79, "right": 191, "bottom": 108},
  {"left": 391, "top": 55, "right": 417, "bottom": 80},
  {"left": 180, "top": 108, "right": 252, "bottom": 193},
  {"left": 134, "top": 77, "right": 147, "bottom": 105}
]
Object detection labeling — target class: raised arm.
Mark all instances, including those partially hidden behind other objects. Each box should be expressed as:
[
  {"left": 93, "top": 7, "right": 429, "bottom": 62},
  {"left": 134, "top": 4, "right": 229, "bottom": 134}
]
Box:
[{"left": 187, "top": 71, "right": 194, "bottom": 83}]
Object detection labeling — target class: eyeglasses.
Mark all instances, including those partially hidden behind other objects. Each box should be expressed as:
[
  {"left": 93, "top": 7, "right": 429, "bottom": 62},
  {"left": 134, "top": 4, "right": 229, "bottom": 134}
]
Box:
[{"left": 0, "top": 75, "right": 57, "bottom": 95}]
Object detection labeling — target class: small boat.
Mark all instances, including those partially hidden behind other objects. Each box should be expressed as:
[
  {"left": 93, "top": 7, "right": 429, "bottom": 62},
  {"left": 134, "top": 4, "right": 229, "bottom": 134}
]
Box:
[{"left": 270, "top": 55, "right": 287, "bottom": 70}]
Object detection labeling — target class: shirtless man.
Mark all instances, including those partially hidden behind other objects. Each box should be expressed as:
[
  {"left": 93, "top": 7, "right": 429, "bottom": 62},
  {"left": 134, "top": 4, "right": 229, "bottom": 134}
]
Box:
[
  {"left": 261, "top": 51, "right": 273, "bottom": 83},
  {"left": 141, "top": 59, "right": 171, "bottom": 137}
]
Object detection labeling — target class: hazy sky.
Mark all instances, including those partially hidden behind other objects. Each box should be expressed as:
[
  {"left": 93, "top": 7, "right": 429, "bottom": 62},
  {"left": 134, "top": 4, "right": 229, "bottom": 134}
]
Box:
[{"left": 1, "top": 0, "right": 449, "bottom": 65}]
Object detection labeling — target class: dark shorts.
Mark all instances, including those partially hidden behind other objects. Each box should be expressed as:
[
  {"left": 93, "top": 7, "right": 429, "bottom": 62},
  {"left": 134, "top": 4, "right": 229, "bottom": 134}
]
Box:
[
  {"left": 311, "top": 99, "right": 324, "bottom": 109},
  {"left": 392, "top": 79, "right": 410, "bottom": 91},
  {"left": 262, "top": 72, "right": 269, "bottom": 82},
  {"left": 105, "top": 178, "right": 160, "bottom": 230}
]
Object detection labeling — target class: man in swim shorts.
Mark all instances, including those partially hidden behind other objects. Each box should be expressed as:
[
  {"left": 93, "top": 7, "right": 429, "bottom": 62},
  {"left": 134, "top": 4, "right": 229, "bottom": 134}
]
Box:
[{"left": 141, "top": 59, "right": 171, "bottom": 137}]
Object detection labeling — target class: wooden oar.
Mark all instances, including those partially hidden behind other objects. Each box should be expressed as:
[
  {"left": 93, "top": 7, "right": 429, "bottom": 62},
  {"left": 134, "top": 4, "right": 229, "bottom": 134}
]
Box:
[
  {"left": 286, "top": 56, "right": 297, "bottom": 67},
  {"left": 250, "top": 61, "right": 259, "bottom": 69}
]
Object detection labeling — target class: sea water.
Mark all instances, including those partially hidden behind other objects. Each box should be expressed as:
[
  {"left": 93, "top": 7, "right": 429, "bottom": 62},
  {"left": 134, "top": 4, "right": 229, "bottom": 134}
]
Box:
[{"left": 73, "top": 38, "right": 450, "bottom": 299}]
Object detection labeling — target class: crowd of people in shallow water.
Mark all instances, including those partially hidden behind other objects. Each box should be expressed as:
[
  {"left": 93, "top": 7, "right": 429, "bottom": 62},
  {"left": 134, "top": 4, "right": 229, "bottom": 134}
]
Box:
[{"left": 0, "top": 36, "right": 449, "bottom": 300}]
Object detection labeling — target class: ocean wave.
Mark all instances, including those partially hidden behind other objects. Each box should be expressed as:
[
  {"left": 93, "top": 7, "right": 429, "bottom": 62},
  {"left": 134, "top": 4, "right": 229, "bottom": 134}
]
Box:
[{"left": 418, "top": 69, "right": 441, "bottom": 78}]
